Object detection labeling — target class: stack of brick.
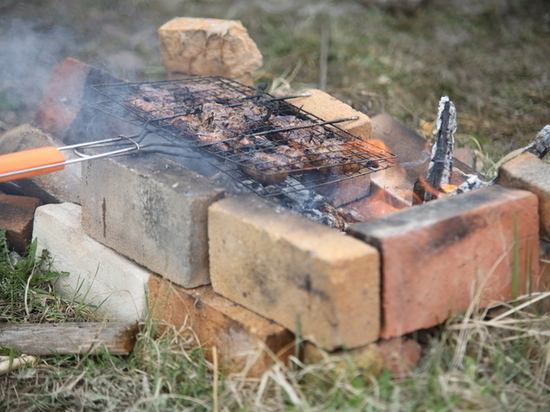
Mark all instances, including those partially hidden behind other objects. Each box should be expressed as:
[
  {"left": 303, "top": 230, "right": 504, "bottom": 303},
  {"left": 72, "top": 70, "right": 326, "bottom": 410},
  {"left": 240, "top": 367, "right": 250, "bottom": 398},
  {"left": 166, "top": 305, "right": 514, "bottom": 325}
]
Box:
[{"left": 2, "top": 17, "right": 548, "bottom": 378}]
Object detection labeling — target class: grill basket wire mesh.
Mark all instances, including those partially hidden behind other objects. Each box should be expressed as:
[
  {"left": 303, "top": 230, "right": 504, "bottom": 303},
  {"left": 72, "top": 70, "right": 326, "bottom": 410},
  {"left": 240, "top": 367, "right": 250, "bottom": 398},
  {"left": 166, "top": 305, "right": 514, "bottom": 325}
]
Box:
[{"left": 92, "top": 76, "right": 396, "bottom": 198}]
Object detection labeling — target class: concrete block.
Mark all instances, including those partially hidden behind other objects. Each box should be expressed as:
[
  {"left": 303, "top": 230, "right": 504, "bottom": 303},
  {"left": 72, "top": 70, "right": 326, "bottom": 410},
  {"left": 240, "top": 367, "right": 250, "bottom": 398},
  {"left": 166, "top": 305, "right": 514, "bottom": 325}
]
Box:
[
  {"left": 348, "top": 185, "right": 541, "bottom": 339},
  {"left": 148, "top": 275, "right": 294, "bottom": 377},
  {"left": 33, "top": 203, "right": 151, "bottom": 322},
  {"left": 81, "top": 154, "right": 225, "bottom": 288},
  {"left": 209, "top": 195, "right": 380, "bottom": 351},
  {"left": 0, "top": 194, "right": 42, "bottom": 254},
  {"left": 287, "top": 89, "right": 372, "bottom": 141},
  {"left": 498, "top": 152, "right": 550, "bottom": 241}
]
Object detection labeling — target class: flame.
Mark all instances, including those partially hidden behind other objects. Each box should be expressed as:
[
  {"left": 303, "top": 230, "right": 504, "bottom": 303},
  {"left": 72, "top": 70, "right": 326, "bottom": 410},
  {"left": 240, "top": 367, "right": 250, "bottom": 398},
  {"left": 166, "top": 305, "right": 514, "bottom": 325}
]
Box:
[
  {"left": 440, "top": 183, "right": 458, "bottom": 194},
  {"left": 367, "top": 138, "right": 392, "bottom": 156}
]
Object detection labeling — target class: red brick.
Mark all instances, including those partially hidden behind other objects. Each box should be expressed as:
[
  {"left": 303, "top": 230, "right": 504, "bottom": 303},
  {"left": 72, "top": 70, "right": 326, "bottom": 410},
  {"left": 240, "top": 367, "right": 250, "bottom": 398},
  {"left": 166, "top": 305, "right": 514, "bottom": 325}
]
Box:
[
  {"left": 498, "top": 152, "right": 550, "bottom": 241},
  {"left": 33, "top": 58, "right": 119, "bottom": 143},
  {"left": 348, "top": 185, "right": 540, "bottom": 339},
  {"left": 148, "top": 274, "right": 294, "bottom": 377},
  {"left": 0, "top": 194, "right": 42, "bottom": 254}
]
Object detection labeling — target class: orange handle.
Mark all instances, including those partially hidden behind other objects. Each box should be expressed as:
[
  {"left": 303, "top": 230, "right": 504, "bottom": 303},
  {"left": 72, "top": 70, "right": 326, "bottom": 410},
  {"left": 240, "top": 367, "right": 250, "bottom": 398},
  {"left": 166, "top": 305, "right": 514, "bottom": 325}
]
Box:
[{"left": 0, "top": 146, "right": 66, "bottom": 182}]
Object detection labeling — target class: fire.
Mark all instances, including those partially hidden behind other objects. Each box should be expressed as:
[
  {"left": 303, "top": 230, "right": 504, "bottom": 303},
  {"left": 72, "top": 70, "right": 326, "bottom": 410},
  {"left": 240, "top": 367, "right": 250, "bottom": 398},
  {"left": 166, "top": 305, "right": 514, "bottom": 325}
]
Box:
[{"left": 440, "top": 183, "right": 458, "bottom": 194}]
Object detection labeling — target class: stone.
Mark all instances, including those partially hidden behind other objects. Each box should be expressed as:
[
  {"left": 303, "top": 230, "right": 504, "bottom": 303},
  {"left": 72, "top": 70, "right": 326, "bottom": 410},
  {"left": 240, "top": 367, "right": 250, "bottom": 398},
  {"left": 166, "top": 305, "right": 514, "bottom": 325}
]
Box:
[
  {"left": 497, "top": 152, "right": 550, "bottom": 241},
  {"left": 81, "top": 154, "right": 225, "bottom": 288},
  {"left": 303, "top": 336, "right": 421, "bottom": 377},
  {"left": 348, "top": 185, "right": 541, "bottom": 339},
  {"left": 287, "top": 89, "right": 372, "bottom": 141},
  {"left": 33, "top": 203, "right": 151, "bottom": 322},
  {"left": 0, "top": 124, "right": 81, "bottom": 204},
  {"left": 0, "top": 193, "right": 42, "bottom": 254},
  {"left": 377, "top": 337, "right": 422, "bottom": 375},
  {"left": 158, "top": 18, "right": 263, "bottom": 85},
  {"left": 148, "top": 275, "right": 294, "bottom": 377},
  {"left": 208, "top": 195, "right": 380, "bottom": 351},
  {"left": 303, "top": 341, "right": 385, "bottom": 378}
]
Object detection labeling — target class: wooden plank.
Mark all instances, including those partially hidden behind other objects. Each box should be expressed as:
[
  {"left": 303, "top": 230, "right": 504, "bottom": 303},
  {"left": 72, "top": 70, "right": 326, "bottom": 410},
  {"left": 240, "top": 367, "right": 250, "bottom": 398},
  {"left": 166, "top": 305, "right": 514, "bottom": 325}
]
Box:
[{"left": 0, "top": 322, "right": 138, "bottom": 355}]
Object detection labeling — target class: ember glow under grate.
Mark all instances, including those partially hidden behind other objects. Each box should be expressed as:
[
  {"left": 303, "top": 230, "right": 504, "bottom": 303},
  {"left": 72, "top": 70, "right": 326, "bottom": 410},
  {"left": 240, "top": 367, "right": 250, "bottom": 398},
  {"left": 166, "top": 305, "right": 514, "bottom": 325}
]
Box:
[{"left": 92, "top": 77, "right": 396, "bottom": 197}]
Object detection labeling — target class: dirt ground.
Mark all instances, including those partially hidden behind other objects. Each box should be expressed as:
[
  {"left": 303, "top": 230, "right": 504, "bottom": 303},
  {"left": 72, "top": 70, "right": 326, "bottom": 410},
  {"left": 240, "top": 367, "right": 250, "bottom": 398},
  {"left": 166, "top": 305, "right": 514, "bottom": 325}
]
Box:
[{"left": 0, "top": 0, "right": 549, "bottom": 164}]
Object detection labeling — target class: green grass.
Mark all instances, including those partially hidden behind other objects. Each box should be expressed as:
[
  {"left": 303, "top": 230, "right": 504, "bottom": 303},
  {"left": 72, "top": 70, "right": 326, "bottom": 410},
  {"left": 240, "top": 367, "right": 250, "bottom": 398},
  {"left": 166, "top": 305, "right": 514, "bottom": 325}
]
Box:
[{"left": 1, "top": 225, "right": 549, "bottom": 410}]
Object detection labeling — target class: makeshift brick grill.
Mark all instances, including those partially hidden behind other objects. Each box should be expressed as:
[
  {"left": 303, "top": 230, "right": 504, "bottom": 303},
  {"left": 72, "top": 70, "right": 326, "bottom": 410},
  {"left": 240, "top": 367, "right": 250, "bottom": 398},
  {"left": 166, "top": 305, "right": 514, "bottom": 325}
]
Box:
[
  {"left": 3, "top": 55, "right": 545, "bottom": 376},
  {"left": 91, "top": 77, "right": 396, "bottom": 198}
]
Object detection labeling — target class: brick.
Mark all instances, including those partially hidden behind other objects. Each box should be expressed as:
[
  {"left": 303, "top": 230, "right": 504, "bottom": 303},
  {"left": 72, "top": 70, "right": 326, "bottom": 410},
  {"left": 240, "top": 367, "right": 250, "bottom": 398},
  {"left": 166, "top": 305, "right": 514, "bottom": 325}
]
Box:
[
  {"left": 81, "top": 154, "right": 225, "bottom": 288},
  {"left": 341, "top": 187, "right": 402, "bottom": 221},
  {"left": 158, "top": 18, "right": 263, "bottom": 85},
  {"left": 33, "top": 203, "right": 151, "bottom": 322},
  {"left": 314, "top": 173, "right": 371, "bottom": 207},
  {"left": 148, "top": 274, "right": 294, "bottom": 377},
  {"left": 33, "top": 58, "right": 119, "bottom": 144},
  {"left": 0, "top": 194, "right": 42, "bottom": 254},
  {"left": 209, "top": 195, "right": 380, "bottom": 350},
  {"left": 0, "top": 124, "right": 81, "bottom": 204},
  {"left": 498, "top": 152, "right": 550, "bottom": 241},
  {"left": 348, "top": 185, "right": 540, "bottom": 339},
  {"left": 287, "top": 89, "right": 372, "bottom": 141},
  {"left": 369, "top": 113, "right": 429, "bottom": 207}
]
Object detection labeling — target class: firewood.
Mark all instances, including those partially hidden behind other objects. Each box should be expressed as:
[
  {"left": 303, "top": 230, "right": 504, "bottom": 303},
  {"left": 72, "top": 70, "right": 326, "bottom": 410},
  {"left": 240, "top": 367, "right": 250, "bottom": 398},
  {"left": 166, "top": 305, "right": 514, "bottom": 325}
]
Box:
[
  {"left": 523, "top": 125, "right": 550, "bottom": 159},
  {"left": 424, "top": 96, "right": 457, "bottom": 201},
  {"left": 0, "top": 322, "right": 139, "bottom": 355}
]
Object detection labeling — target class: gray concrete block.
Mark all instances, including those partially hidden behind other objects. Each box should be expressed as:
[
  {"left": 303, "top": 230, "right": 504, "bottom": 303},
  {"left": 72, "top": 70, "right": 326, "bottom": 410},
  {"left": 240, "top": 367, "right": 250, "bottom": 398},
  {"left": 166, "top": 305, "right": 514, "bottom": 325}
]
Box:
[
  {"left": 33, "top": 203, "right": 151, "bottom": 322},
  {"left": 81, "top": 154, "right": 225, "bottom": 287}
]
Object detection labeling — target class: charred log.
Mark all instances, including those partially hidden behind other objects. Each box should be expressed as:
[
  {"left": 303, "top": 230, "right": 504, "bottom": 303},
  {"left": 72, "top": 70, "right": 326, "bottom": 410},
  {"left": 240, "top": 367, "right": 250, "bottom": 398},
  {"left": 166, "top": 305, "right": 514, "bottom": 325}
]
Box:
[
  {"left": 523, "top": 125, "right": 550, "bottom": 159},
  {"left": 413, "top": 96, "right": 457, "bottom": 203},
  {"left": 424, "top": 96, "right": 456, "bottom": 201}
]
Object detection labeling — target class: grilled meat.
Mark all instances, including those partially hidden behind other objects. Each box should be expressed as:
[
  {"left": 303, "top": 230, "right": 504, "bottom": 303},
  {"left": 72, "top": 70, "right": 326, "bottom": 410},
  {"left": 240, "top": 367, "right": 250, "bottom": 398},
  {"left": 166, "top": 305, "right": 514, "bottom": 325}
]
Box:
[{"left": 121, "top": 80, "right": 384, "bottom": 185}]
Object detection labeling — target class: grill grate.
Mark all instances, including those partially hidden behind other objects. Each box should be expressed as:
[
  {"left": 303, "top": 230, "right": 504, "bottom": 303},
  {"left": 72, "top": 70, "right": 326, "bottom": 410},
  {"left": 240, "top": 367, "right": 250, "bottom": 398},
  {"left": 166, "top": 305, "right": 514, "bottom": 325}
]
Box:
[{"left": 92, "top": 76, "right": 396, "bottom": 197}]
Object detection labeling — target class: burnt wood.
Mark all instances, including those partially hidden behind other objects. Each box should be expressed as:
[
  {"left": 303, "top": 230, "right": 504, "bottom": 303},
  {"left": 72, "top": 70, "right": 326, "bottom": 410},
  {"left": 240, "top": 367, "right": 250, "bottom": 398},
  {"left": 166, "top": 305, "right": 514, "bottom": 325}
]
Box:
[
  {"left": 523, "top": 125, "right": 550, "bottom": 159},
  {"left": 424, "top": 97, "right": 456, "bottom": 201}
]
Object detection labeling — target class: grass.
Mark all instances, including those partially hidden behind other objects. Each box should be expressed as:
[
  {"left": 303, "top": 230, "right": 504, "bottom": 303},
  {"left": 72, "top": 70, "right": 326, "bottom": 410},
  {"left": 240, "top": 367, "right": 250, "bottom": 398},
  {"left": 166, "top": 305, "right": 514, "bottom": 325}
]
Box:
[{"left": 1, "top": 228, "right": 549, "bottom": 410}]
